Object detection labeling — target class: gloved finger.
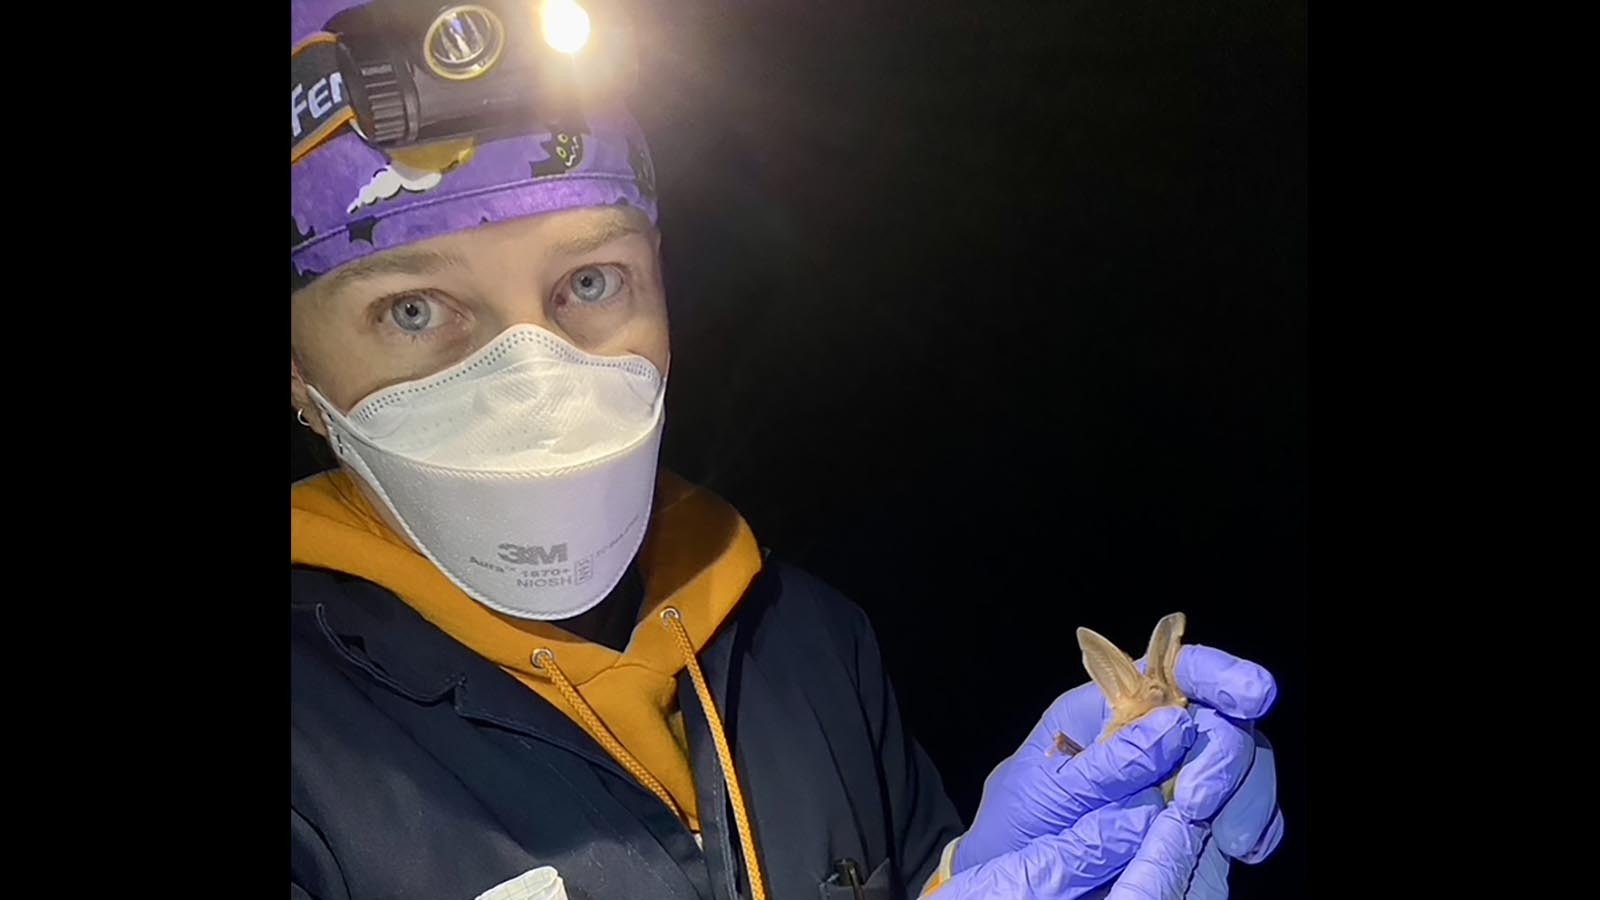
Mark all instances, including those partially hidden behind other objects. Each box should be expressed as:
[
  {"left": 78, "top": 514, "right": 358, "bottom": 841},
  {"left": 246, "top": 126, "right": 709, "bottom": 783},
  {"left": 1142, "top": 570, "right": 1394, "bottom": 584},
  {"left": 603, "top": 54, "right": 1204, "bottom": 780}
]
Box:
[
  {"left": 1104, "top": 806, "right": 1209, "bottom": 900},
  {"left": 1184, "top": 833, "right": 1229, "bottom": 900},
  {"left": 1046, "top": 707, "right": 1195, "bottom": 816},
  {"left": 940, "top": 791, "right": 1165, "bottom": 900},
  {"left": 1237, "top": 808, "right": 1283, "bottom": 864},
  {"left": 955, "top": 709, "right": 1194, "bottom": 872},
  {"left": 1173, "top": 646, "right": 1277, "bottom": 720},
  {"left": 1209, "top": 732, "right": 1280, "bottom": 862},
  {"left": 1169, "top": 708, "right": 1254, "bottom": 822},
  {"left": 1057, "top": 835, "right": 1232, "bottom": 900}
]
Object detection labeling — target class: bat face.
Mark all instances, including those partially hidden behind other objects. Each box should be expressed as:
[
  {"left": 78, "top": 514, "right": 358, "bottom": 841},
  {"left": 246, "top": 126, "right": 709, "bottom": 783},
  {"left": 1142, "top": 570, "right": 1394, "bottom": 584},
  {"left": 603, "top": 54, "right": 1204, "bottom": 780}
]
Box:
[{"left": 1103, "top": 675, "right": 1188, "bottom": 738}]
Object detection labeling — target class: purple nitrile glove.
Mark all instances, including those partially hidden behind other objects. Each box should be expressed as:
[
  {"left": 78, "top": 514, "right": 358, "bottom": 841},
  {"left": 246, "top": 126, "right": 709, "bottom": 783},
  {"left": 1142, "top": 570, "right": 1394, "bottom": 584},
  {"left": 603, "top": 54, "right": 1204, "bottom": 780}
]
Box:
[
  {"left": 952, "top": 644, "right": 1282, "bottom": 896},
  {"left": 1103, "top": 702, "right": 1283, "bottom": 900},
  {"left": 953, "top": 706, "right": 1197, "bottom": 873},
  {"left": 934, "top": 787, "right": 1171, "bottom": 900}
]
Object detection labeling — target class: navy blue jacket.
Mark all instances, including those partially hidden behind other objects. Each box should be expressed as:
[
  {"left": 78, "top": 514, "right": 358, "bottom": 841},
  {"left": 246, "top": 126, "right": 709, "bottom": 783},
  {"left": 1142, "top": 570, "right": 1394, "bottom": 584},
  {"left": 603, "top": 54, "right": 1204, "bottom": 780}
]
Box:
[{"left": 290, "top": 557, "right": 966, "bottom": 900}]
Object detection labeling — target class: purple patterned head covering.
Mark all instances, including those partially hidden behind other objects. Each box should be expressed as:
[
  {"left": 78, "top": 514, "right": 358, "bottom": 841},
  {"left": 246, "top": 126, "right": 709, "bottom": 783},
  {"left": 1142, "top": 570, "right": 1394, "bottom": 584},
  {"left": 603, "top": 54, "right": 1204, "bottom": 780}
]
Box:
[{"left": 291, "top": 0, "right": 659, "bottom": 282}]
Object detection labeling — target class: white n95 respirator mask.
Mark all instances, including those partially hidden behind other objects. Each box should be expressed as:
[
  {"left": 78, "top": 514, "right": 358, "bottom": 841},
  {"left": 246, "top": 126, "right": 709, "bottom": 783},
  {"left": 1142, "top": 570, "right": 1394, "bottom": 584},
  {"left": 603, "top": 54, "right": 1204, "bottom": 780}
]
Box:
[{"left": 307, "top": 324, "right": 666, "bottom": 621}]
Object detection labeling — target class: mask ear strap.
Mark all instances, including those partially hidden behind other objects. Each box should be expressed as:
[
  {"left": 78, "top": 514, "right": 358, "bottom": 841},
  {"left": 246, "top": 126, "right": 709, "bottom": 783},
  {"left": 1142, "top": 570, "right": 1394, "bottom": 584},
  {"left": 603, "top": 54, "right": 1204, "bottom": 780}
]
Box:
[
  {"left": 304, "top": 384, "right": 358, "bottom": 462},
  {"left": 304, "top": 382, "right": 437, "bottom": 561}
]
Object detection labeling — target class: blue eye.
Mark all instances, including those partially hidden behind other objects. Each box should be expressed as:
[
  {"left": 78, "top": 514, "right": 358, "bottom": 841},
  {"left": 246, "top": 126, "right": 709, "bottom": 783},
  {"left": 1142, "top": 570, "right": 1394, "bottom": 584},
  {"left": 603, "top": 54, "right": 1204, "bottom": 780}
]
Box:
[
  {"left": 389, "top": 295, "right": 437, "bottom": 332},
  {"left": 567, "top": 264, "right": 625, "bottom": 304}
]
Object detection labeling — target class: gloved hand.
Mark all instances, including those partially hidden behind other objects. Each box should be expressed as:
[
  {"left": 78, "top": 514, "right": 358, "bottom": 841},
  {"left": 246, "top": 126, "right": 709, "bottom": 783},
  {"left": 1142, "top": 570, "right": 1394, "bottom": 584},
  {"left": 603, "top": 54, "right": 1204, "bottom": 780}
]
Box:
[
  {"left": 935, "top": 801, "right": 1222, "bottom": 900},
  {"left": 950, "top": 644, "right": 1283, "bottom": 897},
  {"left": 1092, "top": 724, "right": 1282, "bottom": 900},
  {"left": 931, "top": 708, "right": 1195, "bottom": 899}
]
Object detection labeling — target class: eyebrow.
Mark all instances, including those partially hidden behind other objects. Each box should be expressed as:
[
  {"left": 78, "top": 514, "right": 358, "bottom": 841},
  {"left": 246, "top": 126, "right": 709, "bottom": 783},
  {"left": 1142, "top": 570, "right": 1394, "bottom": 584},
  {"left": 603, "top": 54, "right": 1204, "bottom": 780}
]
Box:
[
  {"left": 319, "top": 247, "right": 468, "bottom": 298},
  {"left": 547, "top": 216, "right": 649, "bottom": 257}
]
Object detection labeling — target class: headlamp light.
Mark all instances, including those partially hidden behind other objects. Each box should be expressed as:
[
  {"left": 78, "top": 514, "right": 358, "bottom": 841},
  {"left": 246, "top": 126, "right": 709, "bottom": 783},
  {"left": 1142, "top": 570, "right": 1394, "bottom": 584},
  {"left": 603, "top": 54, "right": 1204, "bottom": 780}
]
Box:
[{"left": 541, "top": 0, "right": 591, "bottom": 55}]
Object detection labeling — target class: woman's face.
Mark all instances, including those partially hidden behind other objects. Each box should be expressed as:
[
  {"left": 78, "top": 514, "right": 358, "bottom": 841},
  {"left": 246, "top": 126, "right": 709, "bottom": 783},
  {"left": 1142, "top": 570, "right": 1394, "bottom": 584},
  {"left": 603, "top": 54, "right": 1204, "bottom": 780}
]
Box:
[{"left": 290, "top": 205, "right": 669, "bottom": 430}]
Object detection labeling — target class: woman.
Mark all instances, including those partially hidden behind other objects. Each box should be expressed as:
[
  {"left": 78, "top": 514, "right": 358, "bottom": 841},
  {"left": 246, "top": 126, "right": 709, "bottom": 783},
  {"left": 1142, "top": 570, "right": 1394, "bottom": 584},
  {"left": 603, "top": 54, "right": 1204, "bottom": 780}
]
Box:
[{"left": 290, "top": 2, "right": 1283, "bottom": 898}]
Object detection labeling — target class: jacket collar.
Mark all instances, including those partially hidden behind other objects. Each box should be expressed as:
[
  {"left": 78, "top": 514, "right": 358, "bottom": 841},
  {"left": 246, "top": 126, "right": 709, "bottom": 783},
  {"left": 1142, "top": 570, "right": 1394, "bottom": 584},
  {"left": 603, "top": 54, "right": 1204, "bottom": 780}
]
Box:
[{"left": 292, "top": 566, "right": 632, "bottom": 781}]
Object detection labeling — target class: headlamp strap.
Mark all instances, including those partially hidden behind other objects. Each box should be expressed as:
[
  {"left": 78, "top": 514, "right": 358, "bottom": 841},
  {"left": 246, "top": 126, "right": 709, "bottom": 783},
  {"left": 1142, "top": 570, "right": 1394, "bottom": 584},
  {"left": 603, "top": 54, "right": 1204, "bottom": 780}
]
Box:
[{"left": 292, "top": 33, "right": 356, "bottom": 164}]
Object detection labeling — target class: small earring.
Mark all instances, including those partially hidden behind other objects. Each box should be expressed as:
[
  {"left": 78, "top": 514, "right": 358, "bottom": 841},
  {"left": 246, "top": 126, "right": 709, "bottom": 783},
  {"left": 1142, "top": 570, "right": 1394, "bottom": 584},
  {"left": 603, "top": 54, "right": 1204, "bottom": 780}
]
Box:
[{"left": 296, "top": 408, "right": 311, "bottom": 427}]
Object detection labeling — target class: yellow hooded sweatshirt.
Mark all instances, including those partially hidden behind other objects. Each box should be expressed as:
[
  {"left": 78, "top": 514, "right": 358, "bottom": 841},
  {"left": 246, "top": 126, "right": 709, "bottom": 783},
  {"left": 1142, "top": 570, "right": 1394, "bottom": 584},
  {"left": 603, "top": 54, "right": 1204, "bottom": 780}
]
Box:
[{"left": 289, "top": 467, "right": 763, "bottom": 834}]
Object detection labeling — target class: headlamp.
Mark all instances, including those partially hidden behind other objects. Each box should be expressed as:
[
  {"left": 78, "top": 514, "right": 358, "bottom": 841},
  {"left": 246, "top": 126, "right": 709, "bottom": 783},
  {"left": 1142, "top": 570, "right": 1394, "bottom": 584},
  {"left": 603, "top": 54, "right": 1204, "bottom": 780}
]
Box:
[{"left": 295, "top": 0, "right": 634, "bottom": 156}]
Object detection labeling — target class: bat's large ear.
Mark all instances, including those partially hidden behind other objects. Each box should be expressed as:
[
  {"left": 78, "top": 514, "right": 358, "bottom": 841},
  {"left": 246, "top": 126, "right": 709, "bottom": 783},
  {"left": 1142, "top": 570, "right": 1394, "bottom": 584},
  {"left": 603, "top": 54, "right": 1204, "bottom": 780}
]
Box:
[
  {"left": 1077, "top": 626, "right": 1143, "bottom": 706},
  {"left": 1145, "top": 612, "right": 1186, "bottom": 688}
]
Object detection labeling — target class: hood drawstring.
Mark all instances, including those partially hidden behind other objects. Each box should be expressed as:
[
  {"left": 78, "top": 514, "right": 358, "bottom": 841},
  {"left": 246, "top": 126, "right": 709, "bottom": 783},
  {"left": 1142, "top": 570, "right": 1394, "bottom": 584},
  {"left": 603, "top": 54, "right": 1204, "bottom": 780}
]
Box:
[
  {"left": 531, "top": 647, "right": 686, "bottom": 824},
  {"left": 660, "top": 607, "right": 768, "bottom": 900},
  {"left": 530, "top": 606, "right": 768, "bottom": 900}
]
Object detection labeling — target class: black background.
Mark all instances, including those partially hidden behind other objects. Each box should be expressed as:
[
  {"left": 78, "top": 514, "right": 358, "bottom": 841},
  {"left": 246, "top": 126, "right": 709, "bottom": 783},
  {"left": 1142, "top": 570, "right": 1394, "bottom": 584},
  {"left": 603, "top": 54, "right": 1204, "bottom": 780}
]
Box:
[{"left": 292, "top": 0, "right": 1307, "bottom": 895}]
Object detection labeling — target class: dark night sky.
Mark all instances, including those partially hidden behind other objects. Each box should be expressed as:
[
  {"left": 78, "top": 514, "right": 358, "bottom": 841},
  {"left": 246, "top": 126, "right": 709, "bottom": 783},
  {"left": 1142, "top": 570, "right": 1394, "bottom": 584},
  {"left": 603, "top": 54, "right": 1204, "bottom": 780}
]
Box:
[{"left": 293, "top": 1, "right": 1307, "bottom": 894}]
